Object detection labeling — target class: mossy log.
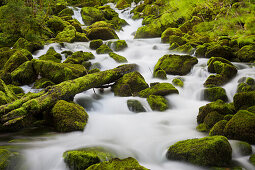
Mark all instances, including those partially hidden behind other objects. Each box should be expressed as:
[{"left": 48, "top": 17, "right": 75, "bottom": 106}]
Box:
[{"left": 0, "top": 64, "right": 137, "bottom": 127}]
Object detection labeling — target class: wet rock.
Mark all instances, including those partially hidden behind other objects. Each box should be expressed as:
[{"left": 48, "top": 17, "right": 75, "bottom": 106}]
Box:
[
  {"left": 204, "top": 87, "right": 228, "bottom": 102},
  {"left": 33, "top": 78, "right": 55, "bottom": 89},
  {"left": 234, "top": 141, "right": 252, "bottom": 156},
  {"left": 63, "top": 147, "right": 115, "bottom": 170},
  {"left": 89, "top": 39, "right": 103, "bottom": 50},
  {"left": 147, "top": 95, "right": 168, "bottom": 111},
  {"left": 172, "top": 78, "right": 184, "bottom": 88},
  {"left": 166, "top": 136, "right": 232, "bottom": 166},
  {"left": 233, "top": 91, "right": 255, "bottom": 110},
  {"left": 64, "top": 51, "right": 95, "bottom": 64},
  {"left": 237, "top": 77, "right": 255, "bottom": 93},
  {"left": 224, "top": 110, "right": 255, "bottom": 144},
  {"left": 11, "top": 61, "right": 37, "bottom": 85},
  {"left": 39, "top": 47, "right": 62, "bottom": 63},
  {"left": 96, "top": 44, "right": 113, "bottom": 54},
  {"left": 161, "top": 28, "right": 183, "bottom": 43},
  {"left": 209, "top": 120, "right": 228, "bottom": 136},
  {"left": 207, "top": 57, "right": 235, "bottom": 73},
  {"left": 174, "top": 43, "right": 195, "bottom": 55},
  {"left": 197, "top": 100, "right": 235, "bottom": 124},
  {"left": 153, "top": 69, "right": 167, "bottom": 79},
  {"left": 153, "top": 54, "right": 198, "bottom": 76},
  {"left": 112, "top": 71, "right": 149, "bottom": 96},
  {"left": 249, "top": 154, "right": 255, "bottom": 166},
  {"left": 0, "top": 148, "right": 21, "bottom": 170},
  {"left": 127, "top": 99, "right": 146, "bottom": 113},
  {"left": 139, "top": 83, "right": 178, "bottom": 98},
  {"left": 109, "top": 52, "right": 127, "bottom": 63},
  {"left": 51, "top": 100, "right": 88, "bottom": 132},
  {"left": 236, "top": 45, "right": 255, "bottom": 62},
  {"left": 81, "top": 7, "right": 104, "bottom": 25},
  {"left": 87, "top": 27, "right": 119, "bottom": 40},
  {"left": 109, "top": 40, "right": 128, "bottom": 51},
  {"left": 87, "top": 157, "right": 149, "bottom": 170}
]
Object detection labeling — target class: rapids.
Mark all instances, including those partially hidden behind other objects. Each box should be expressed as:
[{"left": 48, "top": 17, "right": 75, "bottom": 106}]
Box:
[{"left": 7, "top": 3, "right": 255, "bottom": 170}]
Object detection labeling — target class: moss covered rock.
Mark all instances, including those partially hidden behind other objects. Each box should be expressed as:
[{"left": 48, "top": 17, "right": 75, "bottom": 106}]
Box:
[
  {"left": 168, "top": 35, "right": 187, "bottom": 46},
  {"left": 109, "top": 52, "right": 127, "bottom": 63},
  {"left": 166, "top": 136, "right": 232, "bottom": 166},
  {"left": 0, "top": 148, "right": 21, "bottom": 170},
  {"left": 56, "top": 25, "right": 76, "bottom": 43},
  {"left": 0, "top": 48, "right": 16, "bottom": 70},
  {"left": 110, "top": 40, "right": 128, "bottom": 51},
  {"left": 161, "top": 28, "right": 183, "bottom": 43},
  {"left": 33, "top": 78, "right": 55, "bottom": 89},
  {"left": 89, "top": 39, "right": 103, "bottom": 50},
  {"left": 64, "top": 51, "right": 95, "bottom": 64},
  {"left": 51, "top": 100, "right": 88, "bottom": 132},
  {"left": 179, "top": 16, "right": 202, "bottom": 33},
  {"left": 134, "top": 23, "right": 162, "bottom": 39},
  {"left": 75, "top": 32, "right": 89, "bottom": 42},
  {"left": 205, "top": 45, "right": 236, "bottom": 61},
  {"left": 172, "top": 78, "right": 184, "bottom": 87},
  {"left": 0, "top": 79, "right": 17, "bottom": 105},
  {"left": 58, "top": 8, "right": 74, "bottom": 17},
  {"left": 207, "top": 57, "right": 235, "bottom": 73},
  {"left": 87, "top": 27, "right": 119, "bottom": 40},
  {"left": 197, "top": 100, "right": 235, "bottom": 124},
  {"left": 11, "top": 61, "right": 37, "bottom": 85},
  {"left": 87, "top": 157, "right": 148, "bottom": 170},
  {"left": 236, "top": 45, "right": 255, "bottom": 62},
  {"left": 204, "top": 87, "right": 228, "bottom": 102},
  {"left": 209, "top": 120, "right": 228, "bottom": 136},
  {"left": 127, "top": 99, "right": 146, "bottom": 113},
  {"left": 237, "top": 77, "right": 255, "bottom": 93},
  {"left": 63, "top": 147, "right": 115, "bottom": 170},
  {"left": 174, "top": 43, "right": 195, "bottom": 55},
  {"left": 147, "top": 95, "right": 168, "bottom": 111},
  {"left": 96, "top": 44, "right": 113, "bottom": 54},
  {"left": 153, "top": 69, "right": 167, "bottom": 79},
  {"left": 81, "top": 7, "right": 104, "bottom": 25},
  {"left": 203, "top": 111, "right": 224, "bottom": 129},
  {"left": 233, "top": 91, "right": 255, "bottom": 110},
  {"left": 46, "top": 16, "right": 67, "bottom": 35},
  {"left": 138, "top": 83, "right": 178, "bottom": 98},
  {"left": 39, "top": 47, "right": 62, "bottom": 63},
  {"left": 250, "top": 154, "right": 255, "bottom": 166},
  {"left": 224, "top": 110, "right": 255, "bottom": 144},
  {"left": 153, "top": 54, "right": 198, "bottom": 76},
  {"left": 112, "top": 71, "right": 149, "bottom": 96},
  {"left": 12, "top": 38, "right": 43, "bottom": 53},
  {"left": 235, "top": 141, "right": 252, "bottom": 156}
]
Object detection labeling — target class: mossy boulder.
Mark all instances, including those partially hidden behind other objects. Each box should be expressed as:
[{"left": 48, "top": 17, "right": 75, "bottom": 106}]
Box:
[
  {"left": 112, "top": 71, "right": 149, "bottom": 96},
  {"left": 204, "top": 87, "right": 228, "bottom": 102},
  {"left": 12, "top": 38, "right": 43, "bottom": 53},
  {"left": 88, "top": 21, "right": 114, "bottom": 29},
  {"left": 168, "top": 35, "right": 187, "bottom": 46},
  {"left": 7, "top": 84, "right": 24, "bottom": 97},
  {"left": 147, "top": 95, "right": 168, "bottom": 111},
  {"left": 205, "top": 45, "right": 236, "bottom": 61},
  {"left": 39, "top": 47, "right": 62, "bottom": 63},
  {"left": 46, "top": 16, "right": 67, "bottom": 35},
  {"left": 58, "top": 8, "right": 74, "bottom": 17},
  {"left": 174, "top": 43, "right": 195, "bottom": 55},
  {"left": 153, "top": 54, "right": 198, "bottom": 76},
  {"left": 89, "top": 39, "right": 103, "bottom": 50},
  {"left": 179, "top": 16, "right": 202, "bottom": 33},
  {"left": 250, "top": 154, "right": 255, "bottom": 166},
  {"left": 209, "top": 120, "right": 228, "bottom": 136},
  {"left": 237, "top": 77, "right": 255, "bottom": 93},
  {"left": 197, "top": 100, "right": 235, "bottom": 124},
  {"left": 134, "top": 22, "right": 162, "bottom": 39},
  {"left": 75, "top": 32, "right": 89, "bottom": 42},
  {"left": 224, "top": 110, "right": 255, "bottom": 144},
  {"left": 33, "top": 78, "right": 55, "bottom": 89},
  {"left": 207, "top": 57, "right": 235, "bottom": 73},
  {"left": 235, "top": 141, "right": 252, "bottom": 156},
  {"left": 127, "top": 99, "right": 146, "bottom": 113},
  {"left": 236, "top": 45, "right": 255, "bottom": 62},
  {"left": 116, "top": 0, "right": 132, "bottom": 9},
  {"left": 138, "top": 83, "right": 178, "bottom": 98},
  {"left": 166, "top": 136, "right": 232, "bottom": 166},
  {"left": 56, "top": 25, "right": 76, "bottom": 43},
  {"left": 96, "top": 44, "right": 113, "bottom": 54},
  {"left": 172, "top": 78, "right": 184, "bottom": 88},
  {"left": 109, "top": 40, "right": 128, "bottom": 51},
  {"left": 0, "top": 48, "right": 16, "bottom": 70},
  {"left": 87, "top": 27, "right": 119, "bottom": 40},
  {"left": 153, "top": 69, "right": 167, "bottom": 79},
  {"left": 0, "top": 148, "right": 21, "bottom": 170},
  {"left": 11, "top": 61, "right": 37, "bottom": 85},
  {"left": 87, "top": 157, "right": 149, "bottom": 170},
  {"left": 64, "top": 51, "right": 95, "bottom": 64},
  {"left": 109, "top": 52, "right": 127, "bottom": 63},
  {"left": 63, "top": 147, "right": 115, "bottom": 170},
  {"left": 194, "top": 44, "right": 208, "bottom": 58},
  {"left": 51, "top": 100, "right": 88, "bottom": 132},
  {"left": 161, "top": 28, "right": 183, "bottom": 43},
  {"left": 203, "top": 111, "right": 224, "bottom": 129},
  {"left": 33, "top": 59, "right": 86, "bottom": 84},
  {"left": 81, "top": 7, "right": 104, "bottom": 25},
  {"left": 0, "top": 79, "right": 17, "bottom": 105},
  {"left": 233, "top": 91, "right": 255, "bottom": 110}
]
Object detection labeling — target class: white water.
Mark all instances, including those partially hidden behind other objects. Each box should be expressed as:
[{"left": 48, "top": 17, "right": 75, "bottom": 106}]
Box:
[{"left": 17, "top": 3, "right": 255, "bottom": 170}]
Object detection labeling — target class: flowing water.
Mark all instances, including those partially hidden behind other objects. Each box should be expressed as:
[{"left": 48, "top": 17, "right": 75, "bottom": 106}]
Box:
[{"left": 5, "top": 3, "right": 255, "bottom": 170}]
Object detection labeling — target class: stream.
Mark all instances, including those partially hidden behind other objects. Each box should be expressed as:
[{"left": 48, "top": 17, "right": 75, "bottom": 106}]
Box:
[{"left": 4, "top": 3, "right": 255, "bottom": 170}]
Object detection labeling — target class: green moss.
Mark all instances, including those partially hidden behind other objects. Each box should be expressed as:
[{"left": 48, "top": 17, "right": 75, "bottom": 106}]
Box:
[
  {"left": 204, "top": 87, "right": 228, "bottom": 102},
  {"left": 166, "top": 136, "right": 232, "bottom": 166},
  {"left": 96, "top": 44, "right": 113, "bottom": 54},
  {"left": 233, "top": 91, "right": 255, "bottom": 110},
  {"left": 89, "top": 21, "right": 114, "bottom": 29},
  {"left": 58, "top": 8, "right": 74, "bottom": 17},
  {"left": 224, "top": 114, "right": 233, "bottom": 121},
  {"left": 64, "top": 51, "right": 95, "bottom": 64},
  {"left": 237, "top": 77, "right": 255, "bottom": 93},
  {"left": 197, "top": 100, "right": 235, "bottom": 124},
  {"left": 6, "top": 84, "right": 24, "bottom": 97},
  {"left": 209, "top": 120, "right": 228, "bottom": 136},
  {"left": 11, "top": 61, "right": 37, "bottom": 85},
  {"left": 12, "top": 38, "right": 43, "bottom": 53},
  {"left": 112, "top": 71, "right": 149, "bottom": 96},
  {"left": 205, "top": 45, "right": 236, "bottom": 61},
  {"left": 39, "top": 47, "right": 62, "bottom": 63},
  {"left": 89, "top": 39, "right": 103, "bottom": 50},
  {"left": 138, "top": 82, "right": 178, "bottom": 98},
  {"left": 250, "top": 154, "right": 255, "bottom": 167},
  {"left": 153, "top": 54, "right": 198, "bottom": 76},
  {"left": 87, "top": 157, "right": 149, "bottom": 170},
  {"left": 109, "top": 52, "right": 127, "bottom": 63},
  {"left": 33, "top": 78, "right": 55, "bottom": 89},
  {"left": 172, "top": 78, "right": 184, "bottom": 87},
  {"left": 168, "top": 35, "right": 187, "bottom": 46},
  {"left": 63, "top": 147, "right": 115, "bottom": 170},
  {"left": 169, "top": 42, "right": 179, "bottom": 50},
  {"left": 56, "top": 25, "right": 76, "bottom": 43},
  {"left": 134, "top": 21, "right": 162, "bottom": 39},
  {"left": 194, "top": 44, "right": 207, "bottom": 57},
  {"left": 81, "top": 7, "right": 105, "bottom": 25},
  {"left": 46, "top": 16, "right": 67, "bottom": 35},
  {"left": 116, "top": 0, "right": 132, "bottom": 9},
  {"left": 87, "top": 27, "right": 119, "bottom": 40},
  {"left": 153, "top": 69, "right": 167, "bottom": 79},
  {"left": 147, "top": 95, "right": 168, "bottom": 111},
  {"left": 161, "top": 28, "right": 183, "bottom": 43},
  {"left": 207, "top": 57, "right": 235, "bottom": 73},
  {"left": 174, "top": 43, "right": 195, "bottom": 55},
  {"left": 0, "top": 48, "right": 16, "bottom": 70},
  {"left": 236, "top": 45, "right": 255, "bottom": 62},
  {"left": 196, "top": 123, "right": 209, "bottom": 132},
  {"left": 51, "top": 100, "right": 88, "bottom": 132},
  {"left": 75, "top": 32, "right": 89, "bottom": 42},
  {"left": 0, "top": 148, "right": 21, "bottom": 170},
  {"left": 127, "top": 99, "right": 146, "bottom": 113},
  {"left": 110, "top": 40, "right": 128, "bottom": 51},
  {"left": 235, "top": 141, "right": 252, "bottom": 156},
  {"left": 204, "top": 111, "right": 224, "bottom": 129}
]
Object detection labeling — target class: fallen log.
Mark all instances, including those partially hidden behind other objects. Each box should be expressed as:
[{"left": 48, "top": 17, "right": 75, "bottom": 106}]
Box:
[{"left": 0, "top": 64, "right": 137, "bottom": 127}]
